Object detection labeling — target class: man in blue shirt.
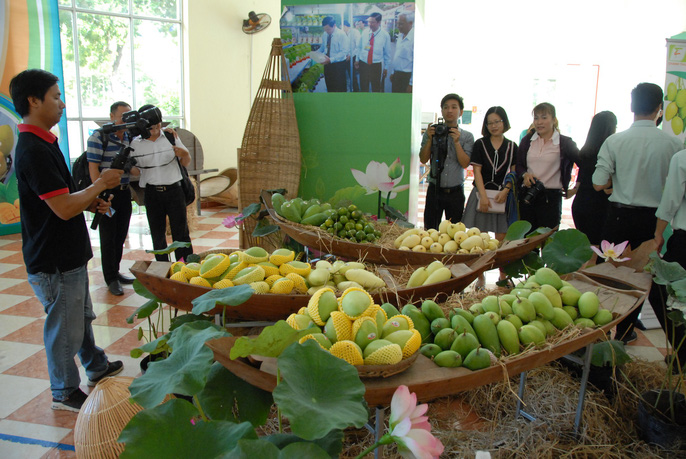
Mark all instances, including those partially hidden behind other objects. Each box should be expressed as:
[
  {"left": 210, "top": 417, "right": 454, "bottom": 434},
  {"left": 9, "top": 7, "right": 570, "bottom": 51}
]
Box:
[
  {"left": 87, "top": 101, "right": 134, "bottom": 295},
  {"left": 355, "top": 12, "right": 391, "bottom": 92},
  {"left": 321, "top": 17, "right": 349, "bottom": 93}
]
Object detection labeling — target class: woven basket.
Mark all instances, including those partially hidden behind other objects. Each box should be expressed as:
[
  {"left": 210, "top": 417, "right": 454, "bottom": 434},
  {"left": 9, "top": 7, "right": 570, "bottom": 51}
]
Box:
[
  {"left": 238, "top": 38, "right": 301, "bottom": 251},
  {"left": 74, "top": 376, "right": 143, "bottom": 458}
]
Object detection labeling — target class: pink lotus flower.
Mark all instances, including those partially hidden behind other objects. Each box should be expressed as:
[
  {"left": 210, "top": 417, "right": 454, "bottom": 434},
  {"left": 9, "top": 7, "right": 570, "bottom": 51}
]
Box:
[
  {"left": 591, "top": 240, "right": 630, "bottom": 262},
  {"left": 351, "top": 160, "right": 409, "bottom": 199},
  {"left": 222, "top": 214, "right": 241, "bottom": 229},
  {"left": 388, "top": 385, "right": 444, "bottom": 459}
]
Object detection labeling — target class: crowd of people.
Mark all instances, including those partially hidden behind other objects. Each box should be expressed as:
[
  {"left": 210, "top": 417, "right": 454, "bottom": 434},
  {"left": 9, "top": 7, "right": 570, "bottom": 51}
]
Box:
[{"left": 420, "top": 84, "right": 686, "bottom": 366}]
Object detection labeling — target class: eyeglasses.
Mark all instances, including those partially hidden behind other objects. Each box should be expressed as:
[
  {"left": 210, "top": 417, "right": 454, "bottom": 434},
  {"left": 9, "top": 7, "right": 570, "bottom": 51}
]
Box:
[{"left": 487, "top": 120, "right": 503, "bottom": 126}]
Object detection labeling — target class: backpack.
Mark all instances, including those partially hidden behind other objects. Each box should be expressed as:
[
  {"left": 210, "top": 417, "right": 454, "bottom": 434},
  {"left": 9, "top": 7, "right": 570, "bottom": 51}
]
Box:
[{"left": 72, "top": 151, "right": 92, "bottom": 191}]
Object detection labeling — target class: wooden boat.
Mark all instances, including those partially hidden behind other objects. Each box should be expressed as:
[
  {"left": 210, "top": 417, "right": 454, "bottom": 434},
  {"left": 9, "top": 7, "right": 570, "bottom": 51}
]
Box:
[
  {"left": 260, "top": 190, "right": 554, "bottom": 268},
  {"left": 206, "top": 271, "right": 648, "bottom": 406},
  {"left": 129, "top": 252, "right": 495, "bottom": 319}
]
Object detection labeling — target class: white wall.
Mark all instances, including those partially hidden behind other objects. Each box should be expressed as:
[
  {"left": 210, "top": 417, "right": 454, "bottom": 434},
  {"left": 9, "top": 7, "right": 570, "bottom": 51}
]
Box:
[{"left": 186, "top": 0, "right": 281, "bottom": 172}]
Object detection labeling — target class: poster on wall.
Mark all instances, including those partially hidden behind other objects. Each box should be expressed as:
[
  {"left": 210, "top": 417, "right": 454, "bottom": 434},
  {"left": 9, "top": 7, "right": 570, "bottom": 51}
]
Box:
[
  {"left": 664, "top": 32, "right": 686, "bottom": 146},
  {"left": 282, "top": 3, "right": 415, "bottom": 94},
  {"left": 0, "top": 0, "right": 68, "bottom": 235},
  {"left": 282, "top": 1, "right": 417, "bottom": 218}
]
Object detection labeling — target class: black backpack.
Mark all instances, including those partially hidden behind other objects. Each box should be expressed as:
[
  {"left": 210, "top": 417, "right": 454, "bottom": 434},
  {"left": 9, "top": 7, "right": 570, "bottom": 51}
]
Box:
[{"left": 72, "top": 151, "right": 92, "bottom": 191}]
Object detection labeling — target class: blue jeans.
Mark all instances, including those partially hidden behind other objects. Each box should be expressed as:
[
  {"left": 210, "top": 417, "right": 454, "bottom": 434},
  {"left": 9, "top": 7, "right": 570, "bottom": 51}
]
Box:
[{"left": 28, "top": 265, "right": 108, "bottom": 400}]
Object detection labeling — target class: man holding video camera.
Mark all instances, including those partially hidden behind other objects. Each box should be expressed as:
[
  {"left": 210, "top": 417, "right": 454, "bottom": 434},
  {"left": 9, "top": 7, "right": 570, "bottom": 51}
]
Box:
[
  {"left": 419, "top": 93, "right": 474, "bottom": 230},
  {"left": 87, "top": 101, "right": 133, "bottom": 296},
  {"left": 10, "top": 69, "right": 124, "bottom": 412}
]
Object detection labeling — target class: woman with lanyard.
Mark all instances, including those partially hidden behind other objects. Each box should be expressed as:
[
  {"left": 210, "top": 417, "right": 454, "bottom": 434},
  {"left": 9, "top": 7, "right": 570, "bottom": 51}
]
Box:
[
  {"left": 463, "top": 106, "right": 517, "bottom": 287},
  {"left": 516, "top": 102, "right": 579, "bottom": 229},
  {"left": 130, "top": 104, "right": 193, "bottom": 262}
]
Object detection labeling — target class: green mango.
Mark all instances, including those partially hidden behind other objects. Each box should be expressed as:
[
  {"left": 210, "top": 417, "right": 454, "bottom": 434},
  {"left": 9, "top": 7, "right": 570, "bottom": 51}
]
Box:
[
  {"left": 381, "top": 302, "right": 401, "bottom": 318},
  {"left": 280, "top": 201, "right": 301, "bottom": 223},
  {"left": 499, "top": 299, "right": 513, "bottom": 317},
  {"left": 551, "top": 308, "right": 574, "bottom": 330},
  {"left": 578, "top": 291, "right": 600, "bottom": 318},
  {"left": 519, "top": 324, "right": 546, "bottom": 346},
  {"left": 301, "top": 212, "right": 328, "bottom": 226},
  {"left": 469, "top": 303, "right": 484, "bottom": 315},
  {"left": 529, "top": 292, "right": 555, "bottom": 321},
  {"left": 271, "top": 193, "right": 286, "bottom": 215},
  {"left": 559, "top": 285, "right": 582, "bottom": 307},
  {"left": 574, "top": 318, "right": 596, "bottom": 329},
  {"left": 593, "top": 309, "right": 613, "bottom": 326},
  {"left": 540, "top": 284, "right": 563, "bottom": 308},
  {"left": 463, "top": 347, "right": 491, "bottom": 371},
  {"left": 451, "top": 314, "right": 477, "bottom": 338},
  {"left": 449, "top": 307, "right": 475, "bottom": 324},
  {"left": 483, "top": 311, "right": 500, "bottom": 325},
  {"left": 420, "top": 343, "right": 442, "bottom": 359},
  {"left": 433, "top": 328, "right": 457, "bottom": 350},
  {"left": 512, "top": 297, "right": 537, "bottom": 323},
  {"left": 354, "top": 319, "right": 378, "bottom": 351},
  {"left": 421, "top": 300, "right": 446, "bottom": 322},
  {"left": 562, "top": 306, "right": 579, "bottom": 321},
  {"left": 434, "top": 350, "right": 463, "bottom": 368},
  {"left": 497, "top": 320, "right": 520, "bottom": 356},
  {"left": 528, "top": 320, "right": 548, "bottom": 337},
  {"left": 534, "top": 267, "right": 563, "bottom": 289},
  {"left": 381, "top": 316, "right": 411, "bottom": 338},
  {"left": 473, "top": 314, "right": 501, "bottom": 357},
  {"left": 505, "top": 314, "right": 524, "bottom": 330},
  {"left": 302, "top": 204, "right": 322, "bottom": 220},
  {"left": 500, "top": 294, "right": 517, "bottom": 306},
  {"left": 511, "top": 288, "right": 532, "bottom": 298},
  {"left": 431, "top": 317, "right": 450, "bottom": 336},
  {"left": 450, "top": 331, "right": 480, "bottom": 359},
  {"left": 481, "top": 295, "right": 501, "bottom": 314},
  {"left": 402, "top": 304, "right": 432, "bottom": 342}
]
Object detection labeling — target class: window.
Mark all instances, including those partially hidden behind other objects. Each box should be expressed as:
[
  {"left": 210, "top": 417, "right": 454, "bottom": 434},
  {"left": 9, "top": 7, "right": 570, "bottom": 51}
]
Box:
[{"left": 58, "top": 0, "right": 184, "bottom": 159}]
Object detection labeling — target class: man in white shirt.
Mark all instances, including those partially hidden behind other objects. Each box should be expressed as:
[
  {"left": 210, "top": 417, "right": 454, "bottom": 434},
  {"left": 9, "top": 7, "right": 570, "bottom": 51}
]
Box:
[
  {"left": 343, "top": 20, "right": 360, "bottom": 92},
  {"left": 355, "top": 12, "right": 391, "bottom": 93},
  {"left": 321, "top": 16, "right": 349, "bottom": 93},
  {"left": 390, "top": 12, "right": 414, "bottom": 93}
]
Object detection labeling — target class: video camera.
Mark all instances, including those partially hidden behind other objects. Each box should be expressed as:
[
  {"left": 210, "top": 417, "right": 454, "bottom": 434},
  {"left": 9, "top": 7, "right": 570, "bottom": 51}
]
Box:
[
  {"left": 100, "top": 105, "right": 162, "bottom": 139},
  {"left": 430, "top": 117, "right": 452, "bottom": 187}
]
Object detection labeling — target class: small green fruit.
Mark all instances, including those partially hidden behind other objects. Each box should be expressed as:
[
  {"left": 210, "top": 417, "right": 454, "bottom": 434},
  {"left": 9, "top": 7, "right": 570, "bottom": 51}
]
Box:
[
  {"left": 463, "top": 347, "right": 491, "bottom": 371},
  {"left": 578, "top": 291, "right": 600, "bottom": 318},
  {"left": 534, "top": 267, "right": 563, "bottom": 289},
  {"left": 431, "top": 317, "right": 450, "bottom": 335},
  {"left": 450, "top": 331, "right": 480, "bottom": 359},
  {"left": 433, "top": 328, "right": 457, "bottom": 350},
  {"left": 593, "top": 309, "right": 613, "bottom": 326},
  {"left": 420, "top": 343, "right": 442, "bottom": 359},
  {"left": 434, "top": 350, "right": 463, "bottom": 368}
]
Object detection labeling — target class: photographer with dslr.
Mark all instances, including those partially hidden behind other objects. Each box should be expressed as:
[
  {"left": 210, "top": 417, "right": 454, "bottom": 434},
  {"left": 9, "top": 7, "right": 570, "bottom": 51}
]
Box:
[
  {"left": 516, "top": 102, "right": 579, "bottom": 229},
  {"left": 129, "top": 104, "right": 193, "bottom": 262},
  {"left": 419, "top": 93, "right": 474, "bottom": 230},
  {"left": 87, "top": 101, "right": 134, "bottom": 296}
]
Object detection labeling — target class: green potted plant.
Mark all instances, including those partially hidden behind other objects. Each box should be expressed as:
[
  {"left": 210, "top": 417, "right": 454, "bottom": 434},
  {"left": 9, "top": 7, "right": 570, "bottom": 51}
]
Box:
[{"left": 634, "top": 253, "right": 686, "bottom": 449}]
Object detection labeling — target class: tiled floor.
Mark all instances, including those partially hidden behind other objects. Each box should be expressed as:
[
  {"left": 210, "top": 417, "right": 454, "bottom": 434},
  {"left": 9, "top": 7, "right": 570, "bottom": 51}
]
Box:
[{"left": 0, "top": 196, "right": 671, "bottom": 458}]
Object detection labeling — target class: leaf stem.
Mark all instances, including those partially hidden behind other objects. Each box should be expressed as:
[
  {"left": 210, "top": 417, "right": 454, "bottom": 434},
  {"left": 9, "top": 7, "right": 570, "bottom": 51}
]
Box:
[
  {"left": 193, "top": 394, "right": 209, "bottom": 422},
  {"left": 354, "top": 434, "right": 393, "bottom": 459},
  {"left": 276, "top": 367, "right": 283, "bottom": 433}
]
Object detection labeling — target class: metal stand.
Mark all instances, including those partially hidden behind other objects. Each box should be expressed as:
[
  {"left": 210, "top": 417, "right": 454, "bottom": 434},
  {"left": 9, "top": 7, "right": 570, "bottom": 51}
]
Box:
[
  {"left": 515, "top": 342, "right": 594, "bottom": 436},
  {"left": 363, "top": 406, "right": 385, "bottom": 459}
]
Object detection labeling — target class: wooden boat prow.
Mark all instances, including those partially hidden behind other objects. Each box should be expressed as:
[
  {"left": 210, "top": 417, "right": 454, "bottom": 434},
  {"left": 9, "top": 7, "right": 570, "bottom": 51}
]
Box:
[{"left": 260, "top": 190, "right": 554, "bottom": 268}]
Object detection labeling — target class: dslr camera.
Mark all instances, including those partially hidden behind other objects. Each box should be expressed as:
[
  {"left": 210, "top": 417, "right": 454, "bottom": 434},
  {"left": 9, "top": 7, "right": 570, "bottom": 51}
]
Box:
[{"left": 520, "top": 178, "right": 546, "bottom": 205}]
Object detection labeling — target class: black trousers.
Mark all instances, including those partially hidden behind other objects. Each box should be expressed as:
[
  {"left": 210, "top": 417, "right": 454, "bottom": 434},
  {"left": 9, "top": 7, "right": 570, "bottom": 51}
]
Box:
[
  {"left": 423, "top": 183, "right": 465, "bottom": 230},
  {"left": 359, "top": 61, "right": 383, "bottom": 92},
  {"left": 601, "top": 204, "right": 658, "bottom": 340},
  {"left": 648, "top": 229, "right": 686, "bottom": 364},
  {"left": 99, "top": 186, "right": 132, "bottom": 285},
  {"left": 144, "top": 183, "right": 193, "bottom": 262},
  {"left": 324, "top": 61, "right": 347, "bottom": 92},
  {"left": 391, "top": 71, "right": 411, "bottom": 93},
  {"left": 571, "top": 189, "right": 609, "bottom": 245},
  {"left": 518, "top": 189, "right": 562, "bottom": 229}
]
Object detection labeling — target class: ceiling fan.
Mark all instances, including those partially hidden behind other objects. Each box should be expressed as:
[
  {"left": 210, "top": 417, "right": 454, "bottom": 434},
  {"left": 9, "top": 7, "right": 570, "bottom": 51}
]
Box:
[{"left": 242, "top": 11, "right": 272, "bottom": 34}]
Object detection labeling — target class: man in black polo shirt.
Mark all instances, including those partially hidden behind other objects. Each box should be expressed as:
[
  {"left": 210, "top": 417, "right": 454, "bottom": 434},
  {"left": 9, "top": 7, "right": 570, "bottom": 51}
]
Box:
[{"left": 10, "top": 69, "right": 125, "bottom": 412}]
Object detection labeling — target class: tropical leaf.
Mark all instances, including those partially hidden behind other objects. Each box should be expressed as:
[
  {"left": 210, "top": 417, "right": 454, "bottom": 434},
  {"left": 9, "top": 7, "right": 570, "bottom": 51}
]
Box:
[
  {"left": 504, "top": 220, "right": 533, "bottom": 241},
  {"left": 118, "top": 399, "right": 257, "bottom": 458},
  {"left": 501, "top": 251, "right": 543, "bottom": 278},
  {"left": 146, "top": 241, "right": 192, "bottom": 255},
  {"left": 128, "top": 322, "right": 229, "bottom": 408},
  {"left": 252, "top": 224, "right": 280, "bottom": 237},
  {"left": 327, "top": 186, "right": 367, "bottom": 208},
  {"left": 263, "top": 431, "right": 344, "bottom": 458},
  {"left": 238, "top": 202, "right": 262, "bottom": 221},
  {"left": 169, "top": 313, "right": 212, "bottom": 331},
  {"left": 590, "top": 340, "right": 632, "bottom": 367},
  {"left": 132, "top": 279, "right": 159, "bottom": 300},
  {"left": 273, "top": 341, "right": 368, "bottom": 440},
  {"left": 222, "top": 439, "right": 331, "bottom": 459},
  {"left": 198, "top": 363, "right": 273, "bottom": 426},
  {"left": 230, "top": 321, "right": 312, "bottom": 359},
  {"left": 191, "top": 284, "right": 254, "bottom": 314},
  {"left": 541, "top": 229, "right": 593, "bottom": 274},
  {"left": 126, "top": 298, "right": 160, "bottom": 324}
]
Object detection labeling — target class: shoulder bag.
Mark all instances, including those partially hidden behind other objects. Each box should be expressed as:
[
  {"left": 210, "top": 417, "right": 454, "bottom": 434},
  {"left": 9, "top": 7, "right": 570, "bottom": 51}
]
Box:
[{"left": 164, "top": 130, "right": 195, "bottom": 206}]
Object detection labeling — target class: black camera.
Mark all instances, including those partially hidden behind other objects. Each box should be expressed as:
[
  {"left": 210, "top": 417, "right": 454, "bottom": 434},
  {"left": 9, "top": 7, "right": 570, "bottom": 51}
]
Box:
[
  {"left": 433, "top": 120, "right": 450, "bottom": 138},
  {"left": 521, "top": 178, "right": 546, "bottom": 205},
  {"left": 101, "top": 105, "right": 162, "bottom": 139}
]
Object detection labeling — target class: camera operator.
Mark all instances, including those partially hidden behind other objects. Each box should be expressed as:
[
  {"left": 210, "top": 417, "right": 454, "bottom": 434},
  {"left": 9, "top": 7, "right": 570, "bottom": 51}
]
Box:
[
  {"left": 516, "top": 102, "right": 579, "bottom": 229},
  {"left": 129, "top": 104, "right": 193, "bottom": 262},
  {"left": 87, "top": 101, "right": 134, "bottom": 296},
  {"left": 419, "top": 93, "right": 474, "bottom": 230}
]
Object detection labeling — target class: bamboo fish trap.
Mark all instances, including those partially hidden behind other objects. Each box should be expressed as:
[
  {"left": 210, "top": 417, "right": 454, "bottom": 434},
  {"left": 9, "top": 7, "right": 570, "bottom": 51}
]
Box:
[{"left": 238, "top": 38, "right": 301, "bottom": 250}]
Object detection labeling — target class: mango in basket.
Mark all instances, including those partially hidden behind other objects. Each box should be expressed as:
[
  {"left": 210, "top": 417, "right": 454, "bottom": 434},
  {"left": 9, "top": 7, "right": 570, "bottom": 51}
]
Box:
[
  {"left": 385, "top": 329, "right": 422, "bottom": 359},
  {"left": 329, "top": 340, "right": 363, "bottom": 366},
  {"left": 363, "top": 339, "right": 402, "bottom": 365}
]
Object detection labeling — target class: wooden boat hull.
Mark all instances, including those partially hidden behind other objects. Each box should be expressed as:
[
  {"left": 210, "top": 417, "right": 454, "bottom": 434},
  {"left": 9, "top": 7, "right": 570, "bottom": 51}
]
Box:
[
  {"left": 130, "top": 252, "right": 495, "bottom": 318},
  {"left": 206, "top": 272, "right": 647, "bottom": 406},
  {"left": 261, "top": 190, "right": 554, "bottom": 268}
]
